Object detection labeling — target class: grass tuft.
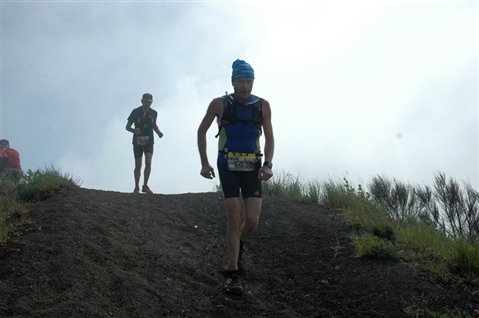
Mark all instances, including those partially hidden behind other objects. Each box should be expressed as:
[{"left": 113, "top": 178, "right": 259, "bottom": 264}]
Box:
[
  {"left": 0, "top": 165, "right": 80, "bottom": 244},
  {"left": 454, "top": 238, "right": 479, "bottom": 284},
  {"left": 352, "top": 232, "right": 398, "bottom": 260},
  {"left": 17, "top": 165, "right": 80, "bottom": 202}
]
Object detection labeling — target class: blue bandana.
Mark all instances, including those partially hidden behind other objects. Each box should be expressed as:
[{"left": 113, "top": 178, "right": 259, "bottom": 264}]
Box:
[{"left": 231, "top": 59, "right": 255, "bottom": 83}]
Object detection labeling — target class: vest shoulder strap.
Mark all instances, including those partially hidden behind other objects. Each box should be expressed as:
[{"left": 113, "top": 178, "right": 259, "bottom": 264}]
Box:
[{"left": 215, "top": 93, "right": 263, "bottom": 138}]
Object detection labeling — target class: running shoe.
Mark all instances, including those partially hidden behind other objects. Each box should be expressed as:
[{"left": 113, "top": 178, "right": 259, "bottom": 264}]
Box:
[
  {"left": 133, "top": 187, "right": 140, "bottom": 194},
  {"left": 225, "top": 271, "right": 243, "bottom": 295},
  {"left": 142, "top": 185, "right": 153, "bottom": 194}
]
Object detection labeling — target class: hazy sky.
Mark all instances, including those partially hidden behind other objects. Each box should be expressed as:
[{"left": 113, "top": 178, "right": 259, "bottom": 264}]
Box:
[{"left": 1, "top": 1, "right": 477, "bottom": 194}]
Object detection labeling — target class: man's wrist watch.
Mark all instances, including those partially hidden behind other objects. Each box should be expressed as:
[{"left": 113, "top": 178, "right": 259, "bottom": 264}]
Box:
[{"left": 263, "top": 161, "right": 273, "bottom": 169}]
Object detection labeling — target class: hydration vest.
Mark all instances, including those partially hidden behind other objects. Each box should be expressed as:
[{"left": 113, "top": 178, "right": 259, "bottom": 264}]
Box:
[
  {"left": 215, "top": 93, "right": 263, "bottom": 138},
  {"left": 136, "top": 107, "right": 154, "bottom": 130}
]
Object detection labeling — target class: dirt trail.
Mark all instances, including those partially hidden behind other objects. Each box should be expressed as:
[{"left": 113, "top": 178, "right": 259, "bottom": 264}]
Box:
[{"left": 0, "top": 186, "right": 477, "bottom": 317}]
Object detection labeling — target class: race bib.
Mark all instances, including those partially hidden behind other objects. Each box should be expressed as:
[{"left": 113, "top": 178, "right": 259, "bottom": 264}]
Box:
[
  {"left": 136, "top": 136, "right": 150, "bottom": 146},
  {"left": 227, "top": 152, "right": 259, "bottom": 171}
]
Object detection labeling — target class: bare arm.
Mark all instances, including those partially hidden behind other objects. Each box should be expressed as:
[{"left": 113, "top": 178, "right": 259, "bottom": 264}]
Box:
[
  {"left": 258, "top": 99, "right": 275, "bottom": 180},
  {"left": 153, "top": 123, "right": 164, "bottom": 138},
  {"left": 197, "top": 98, "right": 223, "bottom": 179},
  {"left": 125, "top": 122, "right": 140, "bottom": 134}
]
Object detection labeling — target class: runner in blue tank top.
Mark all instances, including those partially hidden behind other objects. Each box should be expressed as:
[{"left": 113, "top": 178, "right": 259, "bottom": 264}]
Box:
[{"left": 197, "top": 59, "right": 275, "bottom": 295}]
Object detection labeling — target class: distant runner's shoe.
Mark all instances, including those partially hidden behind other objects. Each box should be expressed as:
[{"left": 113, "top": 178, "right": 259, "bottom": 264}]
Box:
[
  {"left": 225, "top": 271, "right": 243, "bottom": 295},
  {"left": 133, "top": 187, "right": 140, "bottom": 194},
  {"left": 142, "top": 185, "right": 153, "bottom": 194}
]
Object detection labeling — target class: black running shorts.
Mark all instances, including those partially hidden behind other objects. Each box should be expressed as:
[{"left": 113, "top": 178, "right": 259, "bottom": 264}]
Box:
[
  {"left": 133, "top": 144, "right": 154, "bottom": 158},
  {"left": 217, "top": 162, "right": 262, "bottom": 199}
]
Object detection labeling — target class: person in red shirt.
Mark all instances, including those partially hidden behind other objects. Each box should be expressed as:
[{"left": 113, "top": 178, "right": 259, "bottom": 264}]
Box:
[{"left": 0, "top": 139, "right": 22, "bottom": 177}]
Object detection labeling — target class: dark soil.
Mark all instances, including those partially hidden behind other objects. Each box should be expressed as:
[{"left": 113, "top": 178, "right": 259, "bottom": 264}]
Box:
[{"left": 0, "top": 186, "right": 478, "bottom": 317}]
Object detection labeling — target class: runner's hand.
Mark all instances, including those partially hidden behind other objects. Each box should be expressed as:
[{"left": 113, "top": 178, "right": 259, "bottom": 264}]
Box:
[
  {"left": 200, "top": 165, "right": 215, "bottom": 179},
  {"left": 258, "top": 166, "right": 273, "bottom": 181}
]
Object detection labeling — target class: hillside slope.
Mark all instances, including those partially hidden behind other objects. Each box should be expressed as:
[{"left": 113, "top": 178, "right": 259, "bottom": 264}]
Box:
[{"left": 0, "top": 187, "right": 477, "bottom": 317}]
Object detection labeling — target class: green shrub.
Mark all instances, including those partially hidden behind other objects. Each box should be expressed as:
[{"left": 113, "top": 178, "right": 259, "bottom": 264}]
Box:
[
  {"left": 369, "top": 174, "right": 419, "bottom": 220},
  {"left": 17, "top": 165, "right": 80, "bottom": 202},
  {"left": 0, "top": 165, "right": 80, "bottom": 244},
  {"left": 372, "top": 223, "right": 395, "bottom": 239},
  {"left": 454, "top": 238, "right": 479, "bottom": 284},
  {"left": 395, "top": 219, "right": 453, "bottom": 261},
  {"left": 352, "top": 232, "right": 398, "bottom": 260}
]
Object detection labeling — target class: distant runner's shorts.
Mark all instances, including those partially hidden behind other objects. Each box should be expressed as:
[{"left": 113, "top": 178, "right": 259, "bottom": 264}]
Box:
[
  {"left": 133, "top": 144, "right": 154, "bottom": 158},
  {"left": 217, "top": 162, "right": 262, "bottom": 199}
]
